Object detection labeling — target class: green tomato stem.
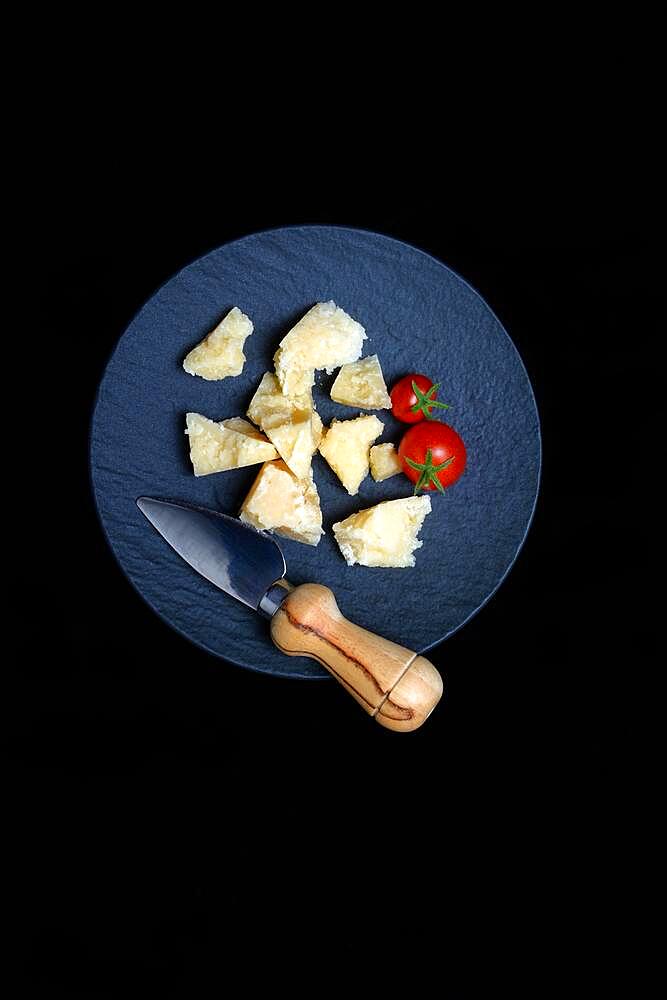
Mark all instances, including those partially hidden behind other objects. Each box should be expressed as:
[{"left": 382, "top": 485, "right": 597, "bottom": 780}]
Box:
[
  {"left": 404, "top": 448, "right": 456, "bottom": 493},
  {"left": 410, "top": 380, "right": 451, "bottom": 420}
]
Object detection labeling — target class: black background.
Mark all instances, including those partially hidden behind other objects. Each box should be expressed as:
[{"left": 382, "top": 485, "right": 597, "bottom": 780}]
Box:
[{"left": 14, "top": 179, "right": 652, "bottom": 991}]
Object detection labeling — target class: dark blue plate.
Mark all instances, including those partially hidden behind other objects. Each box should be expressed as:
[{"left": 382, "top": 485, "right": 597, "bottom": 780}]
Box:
[{"left": 90, "top": 226, "right": 541, "bottom": 679}]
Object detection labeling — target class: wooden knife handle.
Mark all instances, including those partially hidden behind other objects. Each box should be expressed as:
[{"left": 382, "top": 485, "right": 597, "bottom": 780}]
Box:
[{"left": 270, "top": 583, "right": 443, "bottom": 732}]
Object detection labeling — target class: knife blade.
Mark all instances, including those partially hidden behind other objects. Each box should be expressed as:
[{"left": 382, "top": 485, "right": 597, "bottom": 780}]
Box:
[
  {"left": 137, "top": 496, "right": 443, "bottom": 732},
  {"left": 136, "top": 496, "right": 288, "bottom": 615}
]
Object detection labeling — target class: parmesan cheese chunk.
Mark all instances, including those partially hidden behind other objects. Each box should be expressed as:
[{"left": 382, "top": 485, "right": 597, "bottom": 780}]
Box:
[
  {"left": 318, "top": 414, "right": 384, "bottom": 495},
  {"left": 247, "top": 372, "right": 313, "bottom": 429},
  {"left": 264, "top": 417, "right": 314, "bottom": 480},
  {"left": 330, "top": 355, "right": 391, "bottom": 409},
  {"left": 185, "top": 413, "right": 277, "bottom": 476},
  {"left": 183, "top": 306, "right": 253, "bottom": 380},
  {"left": 219, "top": 416, "right": 271, "bottom": 440},
  {"left": 311, "top": 410, "right": 324, "bottom": 451},
  {"left": 246, "top": 372, "right": 320, "bottom": 478},
  {"left": 239, "top": 461, "right": 323, "bottom": 546},
  {"left": 370, "top": 443, "right": 403, "bottom": 482},
  {"left": 274, "top": 301, "right": 366, "bottom": 396},
  {"left": 332, "top": 497, "right": 432, "bottom": 568}
]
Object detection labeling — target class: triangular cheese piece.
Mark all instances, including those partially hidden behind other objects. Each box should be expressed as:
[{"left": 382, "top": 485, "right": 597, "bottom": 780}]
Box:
[
  {"left": 185, "top": 413, "right": 277, "bottom": 476},
  {"left": 239, "top": 461, "right": 323, "bottom": 546},
  {"left": 333, "top": 497, "right": 432, "bottom": 567},
  {"left": 183, "top": 306, "right": 253, "bottom": 380},
  {"left": 318, "top": 414, "right": 384, "bottom": 495},
  {"left": 265, "top": 416, "right": 314, "bottom": 480},
  {"left": 330, "top": 355, "right": 391, "bottom": 409}
]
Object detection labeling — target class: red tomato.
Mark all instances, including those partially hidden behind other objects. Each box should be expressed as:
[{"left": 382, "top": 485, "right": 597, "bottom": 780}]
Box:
[
  {"left": 390, "top": 374, "right": 450, "bottom": 424},
  {"left": 398, "top": 422, "right": 466, "bottom": 493}
]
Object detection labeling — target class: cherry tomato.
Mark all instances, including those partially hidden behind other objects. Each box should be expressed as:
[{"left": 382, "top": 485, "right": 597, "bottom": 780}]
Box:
[
  {"left": 390, "top": 374, "right": 450, "bottom": 424},
  {"left": 398, "top": 422, "right": 466, "bottom": 493}
]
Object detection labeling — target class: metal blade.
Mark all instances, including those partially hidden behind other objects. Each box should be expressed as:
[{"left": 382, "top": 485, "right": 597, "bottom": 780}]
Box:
[{"left": 136, "top": 497, "right": 286, "bottom": 611}]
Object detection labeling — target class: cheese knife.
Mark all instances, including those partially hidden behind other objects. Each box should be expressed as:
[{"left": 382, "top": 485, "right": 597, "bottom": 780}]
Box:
[{"left": 137, "top": 497, "right": 443, "bottom": 731}]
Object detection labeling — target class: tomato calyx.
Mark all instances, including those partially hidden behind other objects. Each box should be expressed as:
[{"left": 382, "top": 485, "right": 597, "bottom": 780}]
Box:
[
  {"left": 403, "top": 448, "right": 456, "bottom": 494},
  {"left": 410, "top": 380, "right": 450, "bottom": 421}
]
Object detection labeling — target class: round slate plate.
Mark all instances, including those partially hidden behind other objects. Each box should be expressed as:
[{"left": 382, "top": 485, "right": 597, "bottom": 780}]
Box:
[{"left": 91, "top": 226, "right": 541, "bottom": 679}]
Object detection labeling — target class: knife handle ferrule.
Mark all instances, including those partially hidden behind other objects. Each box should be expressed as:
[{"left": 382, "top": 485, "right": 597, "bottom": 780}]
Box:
[{"left": 258, "top": 579, "right": 293, "bottom": 620}]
